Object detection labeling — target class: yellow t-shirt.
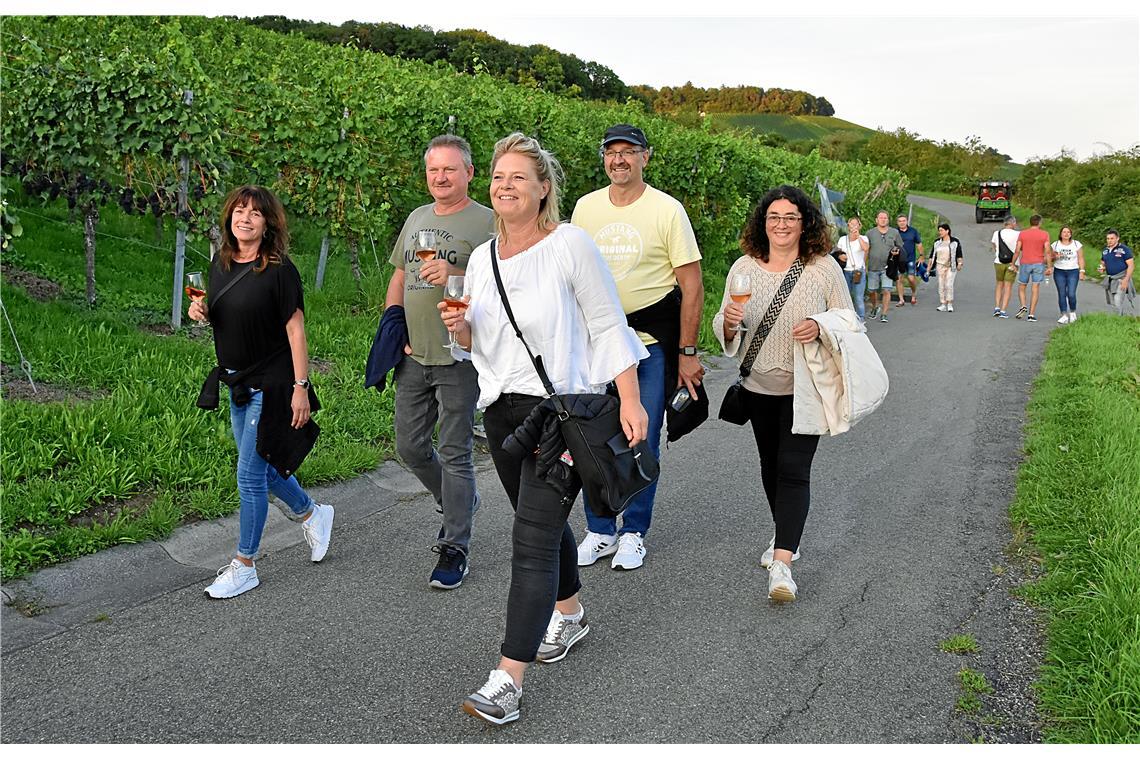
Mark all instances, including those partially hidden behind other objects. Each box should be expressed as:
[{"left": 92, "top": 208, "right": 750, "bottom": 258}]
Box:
[{"left": 571, "top": 184, "right": 702, "bottom": 344}]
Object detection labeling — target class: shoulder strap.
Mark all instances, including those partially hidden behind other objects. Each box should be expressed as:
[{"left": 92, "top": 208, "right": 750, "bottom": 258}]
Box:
[
  {"left": 212, "top": 262, "right": 254, "bottom": 307},
  {"left": 489, "top": 238, "right": 558, "bottom": 398},
  {"left": 738, "top": 258, "right": 805, "bottom": 377}
]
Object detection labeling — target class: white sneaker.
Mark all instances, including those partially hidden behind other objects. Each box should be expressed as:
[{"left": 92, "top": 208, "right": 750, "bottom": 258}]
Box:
[
  {"left": 205, "top": 559, "right": 259, "bottom": 599},
  {"left": 1069, "top": 312, "right": 1078, "bottom": 322},
  {"left": 576, "top": 531, "right": 618, "bottom": 566},
  {"left": 760, "top": 535, "right": 801, "bottom": 569},
  {"left": 611, "top": 532, "right": 646, "bottom": 570},
  {"left": 302, "top": 503, "right": 335, "bottom": 562},
  {"left": 936, "top": 304, "right": 947, "bottom": 312},
  {"left": 1057, "top": 314, "right": 1069, "bottom": 324},
  {"left": 768, "top": 559, "right": 797, "bottom": 602},
  {"left": 947, "top": 304, "right": 954, "bottom": 312}
]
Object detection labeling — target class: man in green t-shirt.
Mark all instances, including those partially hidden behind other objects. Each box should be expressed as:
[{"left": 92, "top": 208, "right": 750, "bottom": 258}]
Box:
[
  {"left": 385, "top": 134, "right": 493, "bottom": 590},
  {"left": 570, "top": 124, "right": 705, "bottom": 571}
]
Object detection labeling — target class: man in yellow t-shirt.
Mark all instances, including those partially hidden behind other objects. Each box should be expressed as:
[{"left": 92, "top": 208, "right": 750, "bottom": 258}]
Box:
[{"left": 569, "top": 124, "right": 704, "bottom": 571}]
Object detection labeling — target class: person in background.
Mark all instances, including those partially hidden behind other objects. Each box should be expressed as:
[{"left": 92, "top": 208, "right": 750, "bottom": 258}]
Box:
[
  {"left": 931, "top": 223, "right": 964, "bottom": 312},
  {"left": 441, "top": 133, "right": 648, "bottom": 725},
  {"left": 894, "top": 213, "right": 924, "bottom": 306},
  {"left": 1099, "top": 228, "right": 1135, "bottom": 315},
  {"left": 865, "top": 210, "right": 905, "bottom": 323},
  {"left": 712, "top": 185, "right": 854, "bottom": 603},
  {"left": 836, "top": 216, "right": 869, "bottom": 322},
  {"left": 385, "top": 134, "right": 493, "bottom": 590},
  {"left": 1049, "top": 226, "right": 1085, "bottom": 324},
  {"left": 990, "top": 216, "right": 1019, "bottom": 318},
  {"left": 1011, "top": 214, "right": 1050, "bottom": 322},
  {"left": 189, "top": 185, "right": 333, "bottom": 600}
]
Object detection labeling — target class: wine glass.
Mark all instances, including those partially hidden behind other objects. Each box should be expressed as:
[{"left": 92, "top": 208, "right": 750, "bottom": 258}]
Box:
[
  {"left": 414, "top": 230, "right": 438, "bottom": 283},
  {"left": 442, "top": 275, "right": 468, "bottom": 349},
  {"left": 728, "top": 273, "right": 751, "bottom": 334},
  {"left": 185, "top": 271, "right": 205, "bottom": 301}
]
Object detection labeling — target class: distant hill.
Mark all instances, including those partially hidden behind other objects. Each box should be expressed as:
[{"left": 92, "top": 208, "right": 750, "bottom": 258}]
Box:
[{"left": 710, "top": 113, "right": 876, "bottom": 142}]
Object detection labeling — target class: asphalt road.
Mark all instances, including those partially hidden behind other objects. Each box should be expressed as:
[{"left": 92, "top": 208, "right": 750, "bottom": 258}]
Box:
[{"left": 3, "top": 195, "right": 1114, "bottom": 743}]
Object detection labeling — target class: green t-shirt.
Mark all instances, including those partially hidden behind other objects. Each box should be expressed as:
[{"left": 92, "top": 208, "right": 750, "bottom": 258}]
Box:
[{"left": 388, "top": 201, "right": 493, "bottom": 365}]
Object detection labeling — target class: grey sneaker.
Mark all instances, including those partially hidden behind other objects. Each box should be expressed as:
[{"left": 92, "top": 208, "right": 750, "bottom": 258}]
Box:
[
  {"left": 461, "top": 669, "right": 521, "bottom": 725},
  {"left": 536, "top": 610, "right": 590, "bottom": 664},
  {"left": 879, "top": 314, "right": 889, "bottom": 323}
]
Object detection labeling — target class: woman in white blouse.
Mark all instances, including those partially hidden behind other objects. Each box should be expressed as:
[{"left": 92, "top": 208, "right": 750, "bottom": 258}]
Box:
[
  {"left": 440, "top": 132, "right": 648, "bottom": 726},
  {"left": 836, "top": 216, "right": 870, "bottom": 321},
  {"left": 713, "top": 185, "right": 853, "bottom": 603}
]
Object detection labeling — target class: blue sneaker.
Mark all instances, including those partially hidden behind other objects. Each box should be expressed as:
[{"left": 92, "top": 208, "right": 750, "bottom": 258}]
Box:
[{"left": 429, "top": 545, "right": 469, "bottom": 589}]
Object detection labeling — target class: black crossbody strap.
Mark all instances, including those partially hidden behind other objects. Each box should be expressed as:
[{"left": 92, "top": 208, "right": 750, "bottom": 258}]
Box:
[
  {"left": 212, "top": 262, "right": 254, "bottom": 307},
  {"left": 739, "top": 257, "right": 805, "bottom": 377},
  {"left": 489, "top": 239, "right": 561, "bottom": 404}
]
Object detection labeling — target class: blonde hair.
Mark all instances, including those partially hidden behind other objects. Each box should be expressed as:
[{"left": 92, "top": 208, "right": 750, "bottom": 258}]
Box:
[{"left": 489, "top": 132, "right": 563, "bottom": 241}]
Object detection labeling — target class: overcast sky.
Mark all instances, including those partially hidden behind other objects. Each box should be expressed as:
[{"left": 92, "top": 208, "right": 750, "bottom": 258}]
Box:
[{"left": 19, "top": 1, "right": 1140, "bottom": 164}]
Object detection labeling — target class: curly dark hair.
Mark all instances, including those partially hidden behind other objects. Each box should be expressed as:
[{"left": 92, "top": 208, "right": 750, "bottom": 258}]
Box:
[
  {"left": 219, "top": 185, "right": 289, "bottom": 273},
  {"left": 740, "top": 185, "right": 832, "bottom": 264}
]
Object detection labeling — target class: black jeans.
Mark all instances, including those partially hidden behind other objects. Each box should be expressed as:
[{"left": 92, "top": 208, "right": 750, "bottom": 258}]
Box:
[
  {"left": 483, "top": 393, "right": 583, "bottom": 663},
  {"left": 744, "top": 391, "right": 820, "bottom": 554}
]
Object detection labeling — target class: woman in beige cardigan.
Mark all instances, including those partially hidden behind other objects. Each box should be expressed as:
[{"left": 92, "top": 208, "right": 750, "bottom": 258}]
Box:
[{"left": 713, "top": 185, "right": 853, "bottom": 603}]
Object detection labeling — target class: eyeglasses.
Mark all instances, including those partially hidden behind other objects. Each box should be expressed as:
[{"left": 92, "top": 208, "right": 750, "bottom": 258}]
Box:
[
  {"left": 601, "top": 148, "right": 645, "bottom": 160},
  {"left": 765, "top": 214, "right": 802, "bottom": 226}
]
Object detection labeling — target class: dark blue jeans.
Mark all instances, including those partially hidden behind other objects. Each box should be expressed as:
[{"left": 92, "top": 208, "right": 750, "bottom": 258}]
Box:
[
  {"left": 1054, "top": 268, "right": 1079, "bottom": 313},
  {"left": 583, "top": 342, "right": 666, "bottom": 537},
  {"left": 484, "top": 393, "right": 583, "bottom": 663}
]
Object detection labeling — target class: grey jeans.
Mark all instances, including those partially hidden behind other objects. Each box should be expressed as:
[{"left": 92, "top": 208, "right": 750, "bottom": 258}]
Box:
[{"left": 394, "top": 357, "right": 480, "bottom": 551}]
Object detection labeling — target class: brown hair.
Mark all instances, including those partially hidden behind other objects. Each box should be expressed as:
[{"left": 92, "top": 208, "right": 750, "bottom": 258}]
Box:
[
  {"left": 740, "top": 185, "right": 832, "bottom": 265},
  {"left": 219, "top": 185, "right": 289, "bottom": 273}
]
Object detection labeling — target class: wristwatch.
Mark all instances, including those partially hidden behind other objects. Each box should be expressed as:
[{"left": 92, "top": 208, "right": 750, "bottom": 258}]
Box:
[
  {"left": 679, "top": 346, "right": 697, "bottom": 356},
  {"left": 294, "top": 379, "right": 311, "bottom": 389}
]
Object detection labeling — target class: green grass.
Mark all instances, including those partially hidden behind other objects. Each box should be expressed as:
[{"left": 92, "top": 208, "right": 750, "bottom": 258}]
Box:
[
  {"left": 1, "top": 192, "right": 397, "bottom": 580},
  {"left": 710, "top": 113, "right": 876, "bottom": 143},
  {"left": 940, "top": 634, "right": 980, "bottom": 655},
  {"left": 959, "top": 668, "right": 994, "bottom": 695},
  {"left": 1011, "top": 313, "right": 1140, "bottom": 742}
]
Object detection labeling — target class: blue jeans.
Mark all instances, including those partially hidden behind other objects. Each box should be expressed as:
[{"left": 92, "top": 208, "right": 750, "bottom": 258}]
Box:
[
  {"left": 844, "top": 269, "right": 867, "bottom": 319},
  {"left": 394, "top": 358, "right": 480, "bottom": 551},
  {"left": 584, "top": 342, "right": 666, "bottom": 537},
  {"left": 1054, "top": 268, "right": 1079, "bottom": 313},
  {"left": 230, "top": 388, "right": 315, "bottom": 559}
]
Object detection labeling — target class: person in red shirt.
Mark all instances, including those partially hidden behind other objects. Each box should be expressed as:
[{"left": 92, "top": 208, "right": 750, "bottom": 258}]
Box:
[{"left": 1012, "top": 214, "right": 1051, "bottom": 321}]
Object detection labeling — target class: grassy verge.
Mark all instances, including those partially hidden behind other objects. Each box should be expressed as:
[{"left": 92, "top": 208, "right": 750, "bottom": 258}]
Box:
[
  {"left": 1, "top": 194, "right": 396, "bottom": 580},
  {"left": 1010, "top": 313, "right": 1140, "bottom": 742}
]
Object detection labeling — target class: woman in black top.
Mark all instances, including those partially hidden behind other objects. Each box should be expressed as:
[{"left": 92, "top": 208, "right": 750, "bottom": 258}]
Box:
[{"left": 189, "top": 185, "right": 334, "bottom": 599}]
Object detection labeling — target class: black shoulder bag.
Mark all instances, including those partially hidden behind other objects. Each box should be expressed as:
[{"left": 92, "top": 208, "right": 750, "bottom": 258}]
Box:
[
  {"left": 718, "top": 258, "right": 805, "bottom": 425},
  {"left": 997, "top": 231, "right": 1015, "bottom": 264},
  {"left": 490, "top": 239, "right": 659, "bottom": 518}
]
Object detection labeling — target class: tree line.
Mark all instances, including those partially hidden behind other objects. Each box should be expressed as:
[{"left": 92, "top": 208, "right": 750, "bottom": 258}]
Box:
[{"left": 240, "top": 16, "right": 835, "bottom": 117}]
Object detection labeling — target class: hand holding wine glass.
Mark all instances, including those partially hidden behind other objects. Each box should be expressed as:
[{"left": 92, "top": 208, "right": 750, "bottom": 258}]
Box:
[
  {"left": 186, "top": 271, "right": 209, "bottom": 323},
  {"left": 727, "top": 273, "right": 752, "bottom": 334},
  {"left": 414, "top": 230, "right": 438, "bottom": 284},
  {"left": 442, "top": 275, "right": 469, "bottom": 349}
]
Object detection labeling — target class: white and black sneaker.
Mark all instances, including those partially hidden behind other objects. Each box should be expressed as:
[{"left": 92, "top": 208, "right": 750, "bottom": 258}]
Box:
[
  {"left": 461, "top": 669, "right": 521, "bottom": 725},
  {"left": 576, "top": 531, "right": 618, "bottom": 566},
  {"left": 536, "top": 610, "right": 590, "bottom": 664}
]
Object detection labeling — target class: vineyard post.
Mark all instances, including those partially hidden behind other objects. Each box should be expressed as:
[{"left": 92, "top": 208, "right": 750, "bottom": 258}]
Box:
[
  {"left": 171, "top": 89, "right": 192, "bottom": 330},
  {"left": 315, "top": 234, "right": 330, "bottom": 290}
]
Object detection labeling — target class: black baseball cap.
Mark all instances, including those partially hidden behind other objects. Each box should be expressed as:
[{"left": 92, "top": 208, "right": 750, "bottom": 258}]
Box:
[{"left": 602, "top": 124, "right": 648, "bottom": 149}]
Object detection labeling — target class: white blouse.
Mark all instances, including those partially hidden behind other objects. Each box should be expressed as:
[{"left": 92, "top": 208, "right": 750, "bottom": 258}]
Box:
[{"left": 460, "top": 223, "right": 648, "bottom": 410}]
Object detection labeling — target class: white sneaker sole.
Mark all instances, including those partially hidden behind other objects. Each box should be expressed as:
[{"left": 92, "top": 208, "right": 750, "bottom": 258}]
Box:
[
  {"left": 429, "top": 564, "right": 470, "bottom": 590},
  {"left": 536, "top": 623, "right": 590, "bottom": 664},
  {"left": 611, "top": 554, "right": 644, "bottom": 571},
  {"left": 205, "top": 575, "right": 259, "bottom": 599},
  {"left": 768, "top": 585, "right": 796, "bottom": 603},
  {"left": 461, "top": 701, "right": 519, "bottom": 725},
  {"left": 577, "top": 540, "right": 618, "bottom": 567}
]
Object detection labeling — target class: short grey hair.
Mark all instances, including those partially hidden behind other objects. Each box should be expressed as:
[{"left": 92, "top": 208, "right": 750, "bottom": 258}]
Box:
[
  {"left": 424, "top": 134, "right": 473, "bottom": 169},
  {"left": 1004, "top": 215, "right": 1017, "bottom": 226}
]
